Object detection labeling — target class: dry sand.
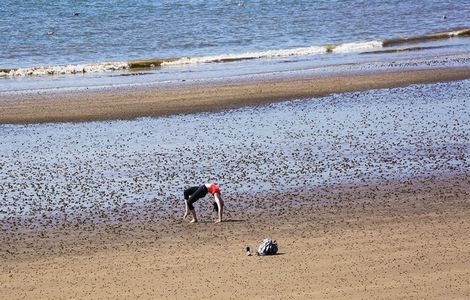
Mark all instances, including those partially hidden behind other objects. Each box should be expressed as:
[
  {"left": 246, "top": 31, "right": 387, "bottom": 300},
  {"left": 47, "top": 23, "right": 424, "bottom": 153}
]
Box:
[
  {"left": 1, "top": 176, "right": 469, "bottom": 299},
  {"left": 2, "top": 67, "right": 470, "bottom": 124}
]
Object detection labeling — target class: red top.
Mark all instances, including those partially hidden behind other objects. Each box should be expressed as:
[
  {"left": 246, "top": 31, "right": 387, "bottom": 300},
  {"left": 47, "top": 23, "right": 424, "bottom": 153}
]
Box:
[{"left": 208, "top": 183, "right": 220, "bottom": 195}]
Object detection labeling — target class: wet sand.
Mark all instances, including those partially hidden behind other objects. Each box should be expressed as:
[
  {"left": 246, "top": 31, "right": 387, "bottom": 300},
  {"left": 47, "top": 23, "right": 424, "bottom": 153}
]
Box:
[
  {"left": 1, "top": 176, "right": 469, "bottom": 299},
  {"left": 1, "top": 67, "right": 470, "bottom": 124}
]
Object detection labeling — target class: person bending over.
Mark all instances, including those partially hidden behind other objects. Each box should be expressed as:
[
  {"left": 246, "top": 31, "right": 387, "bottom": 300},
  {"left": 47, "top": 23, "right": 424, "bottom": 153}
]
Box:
[{"left": 183, "top": 183, "right": 224, "bottom": 223}]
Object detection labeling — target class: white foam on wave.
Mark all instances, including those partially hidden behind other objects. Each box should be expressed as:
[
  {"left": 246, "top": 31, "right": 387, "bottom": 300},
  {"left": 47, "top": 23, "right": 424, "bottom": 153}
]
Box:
[
  {"left": 162, "top": 41, "right": 382, "bottom": 66},
  {"left": 161, "top": 45, "right": 327, "bottom": 66},
  {"left": 0, "top": 62, "right": 129, "bottom": 77},
  {"left": 449, "top": 28, "right": 470, "bottom": 37},
  {"left": 0, "top": 40, "right": 383, "bottom": 77},
  {"left": 333, "top": 40, "right": 383, "bottom": 53}
]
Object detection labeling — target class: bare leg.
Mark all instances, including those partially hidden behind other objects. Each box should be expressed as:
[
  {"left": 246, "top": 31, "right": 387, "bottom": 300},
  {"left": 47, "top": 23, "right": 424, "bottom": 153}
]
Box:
[
  {"left": 189, "top": 209, "right": 198, "bottom": 223},
  {"left": 183, "top": 200, "right": 189, "bottom": 219}
]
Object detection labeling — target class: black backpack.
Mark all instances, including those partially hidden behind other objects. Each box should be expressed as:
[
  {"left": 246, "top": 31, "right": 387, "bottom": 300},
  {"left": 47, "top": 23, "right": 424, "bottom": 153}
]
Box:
[{"left": 257, "top": 239, "right": 278, "bottom": 256}]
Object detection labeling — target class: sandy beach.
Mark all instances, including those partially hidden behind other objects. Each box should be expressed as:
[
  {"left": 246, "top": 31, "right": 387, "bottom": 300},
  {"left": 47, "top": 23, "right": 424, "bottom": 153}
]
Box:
[
  {"left": 1, "top": 67, "right": 470, "bottom": 299},
  {"left": 1, "top": 176, "right": 469, "bottom": 299},
  {"left": 3, "top": 0, "right": 470, "bottom": 298},
  {"left": 2, "top": 67, "right": 470, "bottom": 124}
]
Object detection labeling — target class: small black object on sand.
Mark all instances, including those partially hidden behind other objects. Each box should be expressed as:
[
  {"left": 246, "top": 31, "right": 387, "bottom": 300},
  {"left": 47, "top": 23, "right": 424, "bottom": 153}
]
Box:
[{"left": 245, "top": 246, "right": 252, "bottom": 256}]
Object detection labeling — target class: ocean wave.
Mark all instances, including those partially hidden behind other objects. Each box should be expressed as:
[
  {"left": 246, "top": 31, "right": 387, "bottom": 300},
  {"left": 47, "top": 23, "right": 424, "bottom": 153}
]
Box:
[
  {"left": 330, "top": 40, "right": 383, "bottom": 54},
  {"left": 361, "top": 45, "right": 450, "bottom": 55},
  {"left": 1, "top": 27, "right": 469, "bottom": 78},
  {"left": 0, "top": 62, "right": 128, "bottom": 77},
  {"left": 383, "top": 28, "right": 470, "bottom": 47},
  {"left": 161, "top": 45, "right": 328, "bottom": 66},
  {"left": 0, "top": 41, "right": 380, "bottom": 78},
  {"left": 160, "top": 41, "right": 382, "bottom": 66}
]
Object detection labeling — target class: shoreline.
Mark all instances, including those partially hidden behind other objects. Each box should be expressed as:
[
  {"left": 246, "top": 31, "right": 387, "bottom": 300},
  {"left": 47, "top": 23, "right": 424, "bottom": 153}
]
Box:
[{"left": 1, "top": 66, "right": 470, "bottom": 124}]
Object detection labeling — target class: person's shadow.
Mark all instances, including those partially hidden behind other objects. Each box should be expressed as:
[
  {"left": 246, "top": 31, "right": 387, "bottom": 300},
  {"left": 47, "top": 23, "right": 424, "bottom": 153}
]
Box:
[{"left": 222, "top": 219, "right": 246, "bottom": 223}]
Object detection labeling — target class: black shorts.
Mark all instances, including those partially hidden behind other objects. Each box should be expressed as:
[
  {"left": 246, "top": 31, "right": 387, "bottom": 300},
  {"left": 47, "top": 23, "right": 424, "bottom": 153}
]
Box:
[{"left": 184, "top": 185, "right": 208, "bottom": 210}]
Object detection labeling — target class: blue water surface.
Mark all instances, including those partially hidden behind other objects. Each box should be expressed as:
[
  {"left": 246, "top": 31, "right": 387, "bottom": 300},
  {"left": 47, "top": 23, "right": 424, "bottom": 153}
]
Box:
[{"left": 1, "top": 0, "right": 470, "bottom": 68}]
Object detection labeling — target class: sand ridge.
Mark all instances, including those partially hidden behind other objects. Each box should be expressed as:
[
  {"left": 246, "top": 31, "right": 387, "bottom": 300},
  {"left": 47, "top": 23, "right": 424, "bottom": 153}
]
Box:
[{"left": 2, "top": 67, "right": 470, "bottom": 124}]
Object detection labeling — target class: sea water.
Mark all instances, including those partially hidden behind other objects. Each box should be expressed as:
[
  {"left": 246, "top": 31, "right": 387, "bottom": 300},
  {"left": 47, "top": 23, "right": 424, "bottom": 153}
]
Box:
[{"left": 1, "top": 0, "right": 470, "bottom": 90}]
